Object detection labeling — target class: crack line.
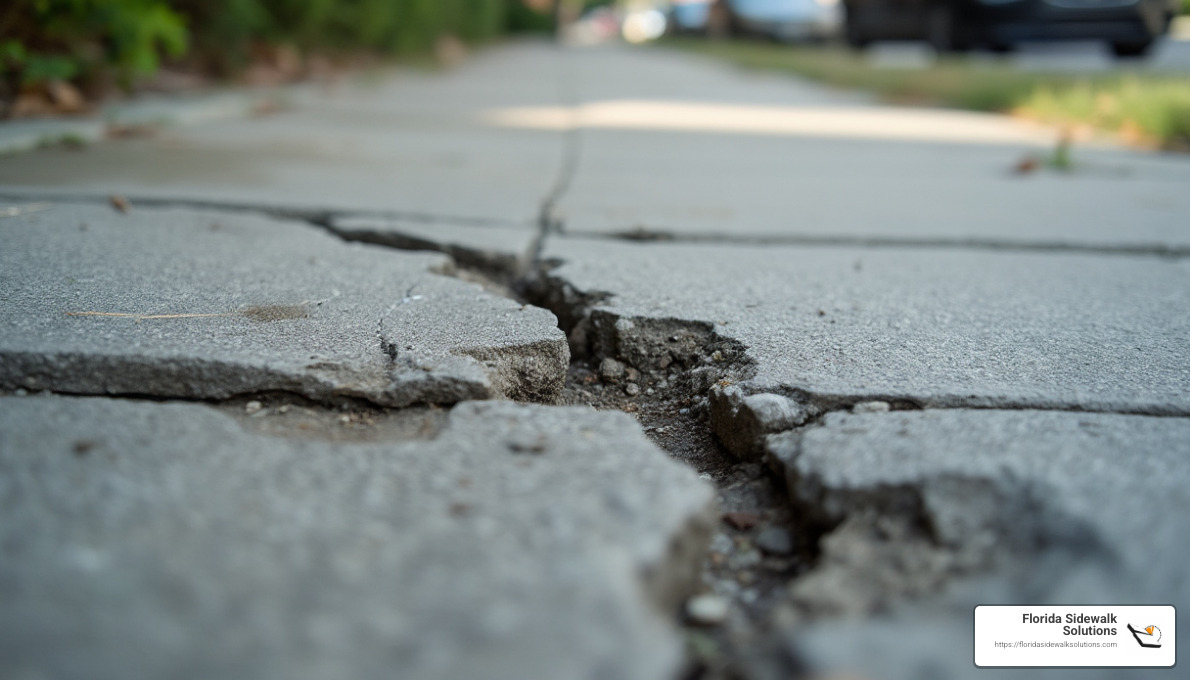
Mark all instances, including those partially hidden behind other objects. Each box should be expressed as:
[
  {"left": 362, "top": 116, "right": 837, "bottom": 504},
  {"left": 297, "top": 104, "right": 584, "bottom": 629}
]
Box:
[{"left": 566, "top": 228, "right": 1190, "bottom": 259}]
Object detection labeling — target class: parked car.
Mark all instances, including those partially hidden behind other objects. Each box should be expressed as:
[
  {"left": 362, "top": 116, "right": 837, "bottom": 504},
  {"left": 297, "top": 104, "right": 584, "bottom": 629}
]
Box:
[
  {"left": 843, "top": 0, "right": 1178, "bottom": 57},
  {"left": 670, "top": 0, "right": 843, "bottom": 41}
]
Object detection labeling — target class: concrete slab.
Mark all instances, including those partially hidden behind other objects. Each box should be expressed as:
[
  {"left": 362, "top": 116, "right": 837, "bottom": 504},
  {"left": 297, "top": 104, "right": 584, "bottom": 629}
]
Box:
[
  {"left": 0, "top": 203, "right": 567, "bottom": 405},
  {"left": 528, "top": 46, "right": 1190, "bottom": 251},
  {"left": 0, "top": 42, "right": 567, "bottom": 224},
  {"left": 0, "top": 395, "right": 715, "bottom": 680},
  {"left": 543, "top": 237, "right": 1190, "bottom": 418},
  {"left": 766, "top": 409, "right": 1190, "bottom": 680},
  {"left": 558, "top": 131, "right": 1190, "bottom": 252}
]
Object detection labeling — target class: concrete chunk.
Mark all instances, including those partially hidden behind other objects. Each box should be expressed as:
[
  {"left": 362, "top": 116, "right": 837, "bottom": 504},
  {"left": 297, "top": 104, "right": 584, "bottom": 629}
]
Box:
[
  {"left": 543, "top": 238, "right": 1190, "bottom": 415},
  {"left": 767, "top": 410, "right": 1189, "bottom": 665},
  {"left": 0, "top": 395, "right": 715, "bottom": 680},
  {"left": 0, "top": 204, "right": 567, "bottom": 405}
]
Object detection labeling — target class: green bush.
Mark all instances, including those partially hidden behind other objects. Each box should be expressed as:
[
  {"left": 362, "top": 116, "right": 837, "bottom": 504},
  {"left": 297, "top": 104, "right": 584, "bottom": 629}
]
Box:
[
  {"left": 171, "top": 0, "right": 544, "bottom": 69},
  {"left": 1, "top": 0, "right": 187, "bottom": 92},
  {"left": 2, "top": 0, "right": 551, "bottom": 111}
]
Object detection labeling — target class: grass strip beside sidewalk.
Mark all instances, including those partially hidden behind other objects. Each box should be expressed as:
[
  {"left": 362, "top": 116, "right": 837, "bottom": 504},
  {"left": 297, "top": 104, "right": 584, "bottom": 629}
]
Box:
[{"left": 666, "top": 39, "right": 1190, "bottom": 150}]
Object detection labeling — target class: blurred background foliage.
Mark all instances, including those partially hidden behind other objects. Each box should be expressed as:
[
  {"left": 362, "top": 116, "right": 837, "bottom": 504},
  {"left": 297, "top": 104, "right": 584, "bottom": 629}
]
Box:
[{"left": 1, "top": 0, "right": 555, "bottom": 111}]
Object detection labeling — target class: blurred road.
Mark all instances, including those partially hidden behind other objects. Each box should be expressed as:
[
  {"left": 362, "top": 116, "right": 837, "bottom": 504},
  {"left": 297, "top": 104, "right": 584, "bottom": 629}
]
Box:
[{"left": 2, "top": 39, "right": 1188, "bottom": 680}]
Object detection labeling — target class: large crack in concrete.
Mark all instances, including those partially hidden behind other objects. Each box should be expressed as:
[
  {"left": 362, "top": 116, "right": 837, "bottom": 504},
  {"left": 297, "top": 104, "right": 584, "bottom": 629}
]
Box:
[
  {"left": 17, "top": 185, "right": 1185, "bottom": 679},
  {"left": 10, "top": 105, "right": 1186, "bottom": 677},
  {"left": 313, "top": 215, "right": 1186, "bottom": 678},
  {"left": 106, "top": 173, "right": 1180, "bottom": 678},
  {"left": 0, "top": 191, "right": 724, "bottom": 678}
]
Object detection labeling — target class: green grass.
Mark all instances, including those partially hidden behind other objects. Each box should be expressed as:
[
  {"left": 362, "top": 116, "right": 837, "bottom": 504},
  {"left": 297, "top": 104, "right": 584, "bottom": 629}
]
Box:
[
  {"left": 665, "top": 38, "right": 1190, "bottom": 150},
  {"left": 1021, "top": 77, "right": 1190, "bottom": 149}
]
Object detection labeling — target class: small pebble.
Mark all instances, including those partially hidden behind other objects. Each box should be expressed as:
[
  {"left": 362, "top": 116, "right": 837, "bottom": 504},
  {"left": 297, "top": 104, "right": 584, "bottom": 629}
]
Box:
[
  {"left": 645, "top": 388, "right": 654, "bottom": 396},
  {"left": 711, "top": 350, "right": 723, "bottom": 362},
  {"left": 278, "top": 405, "right": 291, "bottom": 414},
  {"left": 338, "top": 414, "right": 351, "bottom": 425},
  {"left": 624, "top": 383, "right": 641, "bottom": 397},
  {"left": 245, "top": 401, "right": 263, "bottom": 415},
  {"left": 853, "top": 400, "right": 891, "bottom": 413},
  {"left": 599, "top": 357, "right": 625, "bottom": 382},
  {"left": 679, "top": 408, "right": 690, "bottom": 415},
  {"left": 756, "top": 526, "right": 794, "bottom": 556},
  {"left": 686, "top": 594, "right": 729, "bottom": 626}
]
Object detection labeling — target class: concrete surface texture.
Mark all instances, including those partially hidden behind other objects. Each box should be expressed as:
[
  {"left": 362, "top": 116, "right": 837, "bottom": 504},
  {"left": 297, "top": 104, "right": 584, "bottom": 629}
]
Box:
[
  {"left": 771, "top": 410, "right": 1190, "bottom": 680},
  {"left": 0, "top": 203, "right": 567, "bottom": 406},
  {"left": 0, "top": 42, "right": 567, "bottom": 224},
  {"left": 541, "top": 238, "right": 1190, "bottom": 414},
  {"left": 0, "top": 396, "right": 714, "bottom": 680},
  {"left": 2, "top": 37, "right": 1189, "bottom": 680},
  {"left": 540, "top": 48, "right": 1190, "bottom": 252}
]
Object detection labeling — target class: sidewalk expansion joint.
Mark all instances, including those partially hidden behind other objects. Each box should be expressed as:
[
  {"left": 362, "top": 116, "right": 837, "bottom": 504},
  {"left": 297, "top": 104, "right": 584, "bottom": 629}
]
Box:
[
  {"left": 575, "top": 228, "right": 1190, "bottom": 259},
  {"left": 0, "top": 192, "right": 528, "bottom": 230}
]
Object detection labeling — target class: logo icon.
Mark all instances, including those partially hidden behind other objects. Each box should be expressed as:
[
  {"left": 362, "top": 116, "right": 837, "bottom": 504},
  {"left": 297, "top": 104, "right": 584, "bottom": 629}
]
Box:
[{"left": 1127, "top": 624, "right": 1162, "bottom": 648}]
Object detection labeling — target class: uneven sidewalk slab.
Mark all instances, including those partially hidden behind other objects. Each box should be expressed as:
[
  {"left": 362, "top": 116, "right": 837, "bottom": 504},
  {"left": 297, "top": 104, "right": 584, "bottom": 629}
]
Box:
[
  {"left": 0, "top": 42, "right": 567, "bottom": 224},
  {"left": 0, "top": 203, "right": 567, "bottom": 405},
  {"left": 766, "top": 409, "right": 1190, "bottom": 680},
  {"left": 556, "top": 130, "right": 1190, "bottom": 253},
  {"left": 540, "top": 238, "right": 1190, "bottom": 436},
  {"left": 513, "top": 46, "right": 1190, "bottom": 252},
  {"left": 0, "top": 396, "right": 715, "bottom": 680}
]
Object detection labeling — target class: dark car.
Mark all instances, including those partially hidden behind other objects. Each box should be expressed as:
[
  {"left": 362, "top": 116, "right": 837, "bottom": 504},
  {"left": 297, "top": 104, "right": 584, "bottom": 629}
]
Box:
[{"left": 843, "top": 0, "right": 1178, "bottom": 56}]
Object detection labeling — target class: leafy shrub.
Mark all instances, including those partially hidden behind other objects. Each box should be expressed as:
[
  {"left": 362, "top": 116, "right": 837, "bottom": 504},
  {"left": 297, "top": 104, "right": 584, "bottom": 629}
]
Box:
[
  {"left": 1, "top": 0, "right": 187, "bottom": 90},
  {"left": 2, "top": 0, "right": 550, "bottom": 114}
]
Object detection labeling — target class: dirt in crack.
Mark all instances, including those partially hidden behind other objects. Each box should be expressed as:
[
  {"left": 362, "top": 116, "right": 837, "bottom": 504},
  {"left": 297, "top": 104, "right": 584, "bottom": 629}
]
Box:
[{"left": 560, "top": 359, "right": 813, "bottom": 680}]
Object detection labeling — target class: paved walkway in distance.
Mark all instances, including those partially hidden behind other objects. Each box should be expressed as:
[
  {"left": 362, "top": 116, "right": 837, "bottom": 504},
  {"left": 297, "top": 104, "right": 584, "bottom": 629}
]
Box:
[{"left": 1, "top": 40, "right": 1187, "bottom": 680}]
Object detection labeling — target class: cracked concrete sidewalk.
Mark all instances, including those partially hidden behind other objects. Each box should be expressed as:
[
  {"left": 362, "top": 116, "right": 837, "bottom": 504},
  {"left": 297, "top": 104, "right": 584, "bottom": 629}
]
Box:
[{"left": 2, "top": 39, "right": 1189, "bottom": 680}]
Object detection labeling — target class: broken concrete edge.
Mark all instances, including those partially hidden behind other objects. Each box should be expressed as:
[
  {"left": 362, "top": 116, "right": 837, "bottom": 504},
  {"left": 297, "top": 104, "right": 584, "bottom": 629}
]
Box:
[
  {"left": 450, "top": 400, "right": 722, "bottom": 622},
  {"left": 757, "top": 414, "right": 1117, "bottom": 621},
  {"left": 0, "top": 348, "right": 540, "bottom": 410},
  {"left": 1, "top": 199, "right": 573, "bottom": 410},
  {"left": 522, "top": 263, "right": 1190, "bottom": 465},
  {"left": 506, "top": 256, "right": 1185, "bottom": 629},
  {"left": 710, "top": 381, "right": 1190, "bottom": 462},
  {"left": 0, "top": 393, "right": 720, "bottom": 680}
]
